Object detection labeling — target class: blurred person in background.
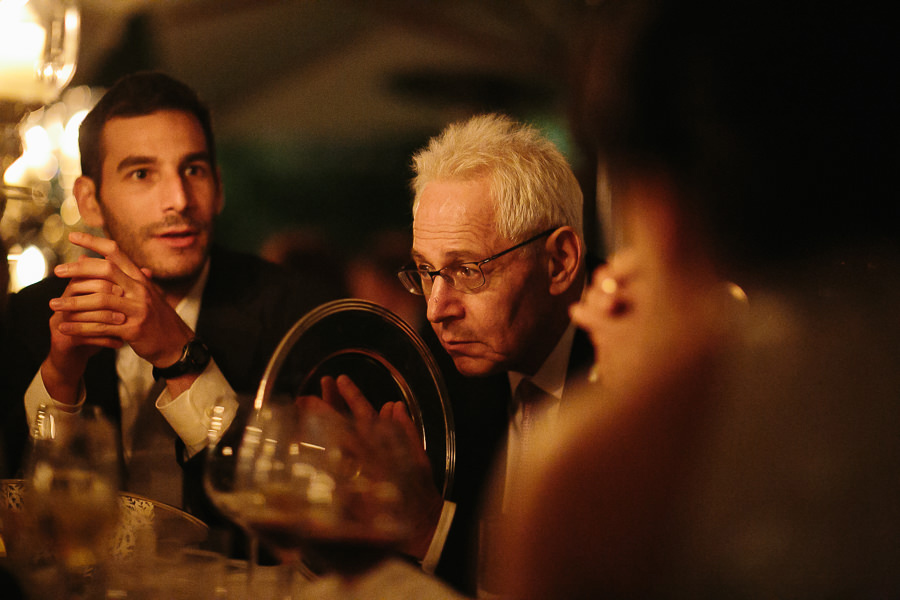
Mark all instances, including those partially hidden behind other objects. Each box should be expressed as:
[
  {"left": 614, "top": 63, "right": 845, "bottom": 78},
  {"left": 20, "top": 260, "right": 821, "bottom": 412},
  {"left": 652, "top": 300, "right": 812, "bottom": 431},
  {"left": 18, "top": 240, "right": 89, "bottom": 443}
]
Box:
[
  {"left": 346, "top": 229, "right": 424, "bottom": 330},
  {"left": 0, "top": 72, "right": 334, "bottom": 527},
  {"left": 496, "top": 1, "right": 900, "bottom": 598},
  {"left": 259, "top": 226, "right": 349, "bottom": 301},
  {"left": 396, "top": 113, "right": 594, "bottom": 596}
]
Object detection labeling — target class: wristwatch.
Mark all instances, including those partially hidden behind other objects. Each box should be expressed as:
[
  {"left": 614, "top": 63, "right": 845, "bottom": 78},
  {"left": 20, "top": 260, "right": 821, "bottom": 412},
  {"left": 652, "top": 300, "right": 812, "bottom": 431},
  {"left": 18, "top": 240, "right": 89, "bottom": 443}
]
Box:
[{"left": 152, "top": 337, "right": 211, "bottom": 381}]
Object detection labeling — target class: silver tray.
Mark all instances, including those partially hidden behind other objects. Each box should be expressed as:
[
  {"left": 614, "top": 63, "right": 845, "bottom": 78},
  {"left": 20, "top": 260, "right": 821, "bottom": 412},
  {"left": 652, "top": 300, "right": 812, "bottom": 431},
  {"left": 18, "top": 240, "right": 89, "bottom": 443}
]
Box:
[{"left": 255, "top": 298, "right": 455, "bottom": 497}]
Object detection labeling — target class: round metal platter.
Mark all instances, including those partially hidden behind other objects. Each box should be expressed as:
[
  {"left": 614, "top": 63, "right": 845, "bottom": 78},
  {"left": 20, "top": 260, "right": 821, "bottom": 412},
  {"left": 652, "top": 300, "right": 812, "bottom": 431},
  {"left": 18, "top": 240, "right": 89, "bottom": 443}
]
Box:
[{"left": 255, "top": 299, "right": 455, "bottom": 497}]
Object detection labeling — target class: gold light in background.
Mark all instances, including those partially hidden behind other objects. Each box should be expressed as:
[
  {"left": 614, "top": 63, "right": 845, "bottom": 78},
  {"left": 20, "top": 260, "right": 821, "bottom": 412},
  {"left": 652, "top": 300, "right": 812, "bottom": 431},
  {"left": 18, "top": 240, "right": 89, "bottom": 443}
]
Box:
[
  {"left": 0, "top": 0, "right": 79, "bottom": 106},
  {"left": 3, "top": 86, "right": 96, "bottom": 290},
  {"left": 0, "top": 0, "right": 81, "bottom": 293}
]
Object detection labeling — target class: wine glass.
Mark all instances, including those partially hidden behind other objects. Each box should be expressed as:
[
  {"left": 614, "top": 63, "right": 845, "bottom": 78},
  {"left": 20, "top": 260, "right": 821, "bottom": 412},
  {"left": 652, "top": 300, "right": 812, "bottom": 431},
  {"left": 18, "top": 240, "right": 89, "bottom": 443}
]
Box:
[
  {"left": 24, "top": 404, "right": 121, "bottom": 599},
  {"left": 206, "top": 394, "right": 422, "bottom": 599},
  {"left": 204, "top": 397, "right": 267, "bottom": 599}
]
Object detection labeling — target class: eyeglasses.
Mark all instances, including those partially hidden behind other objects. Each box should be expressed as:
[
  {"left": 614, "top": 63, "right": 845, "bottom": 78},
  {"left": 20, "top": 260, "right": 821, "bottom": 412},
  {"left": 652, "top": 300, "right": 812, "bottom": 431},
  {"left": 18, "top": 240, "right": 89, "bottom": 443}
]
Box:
[{"left": 397, "top": 228, "right": 556, "bottom": 296}]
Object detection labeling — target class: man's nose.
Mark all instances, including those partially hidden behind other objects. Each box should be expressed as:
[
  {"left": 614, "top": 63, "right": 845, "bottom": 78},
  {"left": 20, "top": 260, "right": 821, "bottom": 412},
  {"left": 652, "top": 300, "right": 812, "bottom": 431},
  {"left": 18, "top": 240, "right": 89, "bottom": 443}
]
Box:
[
  {"left": 426, "top": 276, "right": 462, "bottom": 323},
  {"left": 162, "top": 171, "right": 191, "bottom": 212}
]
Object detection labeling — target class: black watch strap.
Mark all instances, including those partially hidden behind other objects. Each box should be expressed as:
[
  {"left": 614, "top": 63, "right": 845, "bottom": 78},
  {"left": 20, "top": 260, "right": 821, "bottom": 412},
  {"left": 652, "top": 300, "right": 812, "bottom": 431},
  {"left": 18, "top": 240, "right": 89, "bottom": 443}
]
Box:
[{"left": 152, "top": 337, "right": 211, "bottom": 381}]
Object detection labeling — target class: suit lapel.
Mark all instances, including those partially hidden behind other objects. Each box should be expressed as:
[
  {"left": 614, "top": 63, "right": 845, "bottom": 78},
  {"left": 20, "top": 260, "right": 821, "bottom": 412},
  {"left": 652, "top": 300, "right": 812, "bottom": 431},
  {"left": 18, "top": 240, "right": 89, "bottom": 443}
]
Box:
[{"left": 194, "top": 248, "right": 261, "bottom": 391}]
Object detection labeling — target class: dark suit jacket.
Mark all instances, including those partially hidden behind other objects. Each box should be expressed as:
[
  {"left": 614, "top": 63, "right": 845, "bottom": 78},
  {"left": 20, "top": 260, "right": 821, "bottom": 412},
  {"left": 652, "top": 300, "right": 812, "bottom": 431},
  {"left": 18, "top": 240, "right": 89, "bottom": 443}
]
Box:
[
  {"left": 0, "top": 246, "right": 336, "bottom": 516},
  {"left": 428, "top": 325, "right": 596, "bottom": 596}
]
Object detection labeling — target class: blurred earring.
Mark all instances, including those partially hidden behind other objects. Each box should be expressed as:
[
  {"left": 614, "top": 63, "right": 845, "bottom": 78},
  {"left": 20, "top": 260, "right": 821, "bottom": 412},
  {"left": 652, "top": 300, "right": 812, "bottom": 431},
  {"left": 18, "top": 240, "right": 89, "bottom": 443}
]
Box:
[
  {"left": 599, "top": 277, "right": 618, "bottom": 295},
  {"left": 725, "top": 282, "right": 748, "bottom": 304}
]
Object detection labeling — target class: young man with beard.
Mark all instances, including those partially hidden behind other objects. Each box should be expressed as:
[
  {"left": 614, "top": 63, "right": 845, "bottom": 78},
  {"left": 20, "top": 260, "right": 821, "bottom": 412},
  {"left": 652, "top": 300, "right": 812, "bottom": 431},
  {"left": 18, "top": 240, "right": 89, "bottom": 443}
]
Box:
[{"left": 0, "top": 72, "right": 334, "bottom": 515}]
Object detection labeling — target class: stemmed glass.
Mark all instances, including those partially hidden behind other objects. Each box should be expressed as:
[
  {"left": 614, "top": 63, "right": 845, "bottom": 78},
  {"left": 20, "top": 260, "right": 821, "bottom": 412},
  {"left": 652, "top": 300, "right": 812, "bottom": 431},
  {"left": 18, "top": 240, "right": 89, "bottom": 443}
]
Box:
[
  {"left": 24, "top": 404, "right": 121, "bottom": 599},
  {"left": 204, "top": 397, "right": 270, "bottom": 599},
  {"left": 204, "top": 394, "right": 421, "bottom": 599}
]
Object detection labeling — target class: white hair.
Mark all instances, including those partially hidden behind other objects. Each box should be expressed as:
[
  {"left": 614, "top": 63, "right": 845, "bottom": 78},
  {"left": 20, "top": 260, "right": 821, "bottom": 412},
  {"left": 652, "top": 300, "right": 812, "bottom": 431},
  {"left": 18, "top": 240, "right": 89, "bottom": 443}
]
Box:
[{"left": 411, "top": 113, "right": 583, "bottom": 242}]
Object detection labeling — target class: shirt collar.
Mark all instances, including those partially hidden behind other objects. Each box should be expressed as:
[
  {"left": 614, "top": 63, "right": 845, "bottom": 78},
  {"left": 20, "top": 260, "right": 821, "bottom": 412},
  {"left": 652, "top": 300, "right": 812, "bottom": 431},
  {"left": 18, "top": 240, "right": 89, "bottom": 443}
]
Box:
[
  {"left": 508, "top": 322, "right": 577, "bottom": 401},
  {"left": 173, "top": 259, "right": 210, "bottom": 330}
]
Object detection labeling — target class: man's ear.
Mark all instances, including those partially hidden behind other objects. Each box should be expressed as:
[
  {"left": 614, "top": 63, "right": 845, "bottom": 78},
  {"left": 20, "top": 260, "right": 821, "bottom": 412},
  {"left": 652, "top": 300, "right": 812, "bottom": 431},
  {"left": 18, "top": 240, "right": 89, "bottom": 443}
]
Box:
[
  {"left": 73, "top": 175, "right": 104, "bottom": 229},
  {"left": 546, "top": 226, "right": 584, "bottom": 296}
]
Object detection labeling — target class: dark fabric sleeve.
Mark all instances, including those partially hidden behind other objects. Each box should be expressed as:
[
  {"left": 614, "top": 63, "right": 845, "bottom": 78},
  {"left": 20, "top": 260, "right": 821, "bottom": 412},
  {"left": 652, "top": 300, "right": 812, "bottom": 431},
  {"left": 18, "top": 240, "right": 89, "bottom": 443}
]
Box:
[{"left": 0, "top": 278, "right": 61, "bottom": 478}]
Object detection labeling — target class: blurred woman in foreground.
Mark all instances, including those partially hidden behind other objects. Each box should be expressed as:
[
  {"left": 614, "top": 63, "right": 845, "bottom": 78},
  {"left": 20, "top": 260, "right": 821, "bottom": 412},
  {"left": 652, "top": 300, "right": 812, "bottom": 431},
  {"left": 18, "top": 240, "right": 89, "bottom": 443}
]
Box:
[{"left": 499, "top": 1, "right": 900, "bottom": 597}]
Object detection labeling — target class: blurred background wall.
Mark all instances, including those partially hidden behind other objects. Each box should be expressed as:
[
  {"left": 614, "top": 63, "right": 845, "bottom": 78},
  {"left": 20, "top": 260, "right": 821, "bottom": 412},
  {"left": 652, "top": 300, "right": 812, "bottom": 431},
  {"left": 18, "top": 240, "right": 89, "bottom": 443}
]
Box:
[{"left": 75, "top": 1, "right": 591, "bottom": 252}]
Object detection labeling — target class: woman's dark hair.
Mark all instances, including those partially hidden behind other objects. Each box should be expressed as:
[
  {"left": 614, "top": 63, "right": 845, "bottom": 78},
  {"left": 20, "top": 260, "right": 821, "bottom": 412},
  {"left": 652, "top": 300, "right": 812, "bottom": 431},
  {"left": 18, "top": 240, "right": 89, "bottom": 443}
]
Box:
[{"left": 575, "top": 0, "right": 899, "bottom": 273}]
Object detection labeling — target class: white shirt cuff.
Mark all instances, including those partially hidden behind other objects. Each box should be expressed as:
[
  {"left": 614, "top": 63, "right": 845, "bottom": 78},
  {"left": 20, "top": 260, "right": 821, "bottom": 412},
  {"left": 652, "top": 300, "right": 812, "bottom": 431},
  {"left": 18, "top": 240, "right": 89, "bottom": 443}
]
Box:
[
  {"left": 421, "top": 500, "right": 456, "bottom": 574},
  {"left": 24, "top": 370, "right": 86, "bottom": 433},
  {"left": 155, "top": 359, "right": 238, "bottom": 458}
]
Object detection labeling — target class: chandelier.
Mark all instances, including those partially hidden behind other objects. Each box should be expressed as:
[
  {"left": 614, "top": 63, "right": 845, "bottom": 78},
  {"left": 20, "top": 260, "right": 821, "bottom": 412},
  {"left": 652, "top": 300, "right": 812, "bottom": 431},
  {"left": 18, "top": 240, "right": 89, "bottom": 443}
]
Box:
[{"left": 1, "top": 0, "right": 81, "bottom": 293}]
